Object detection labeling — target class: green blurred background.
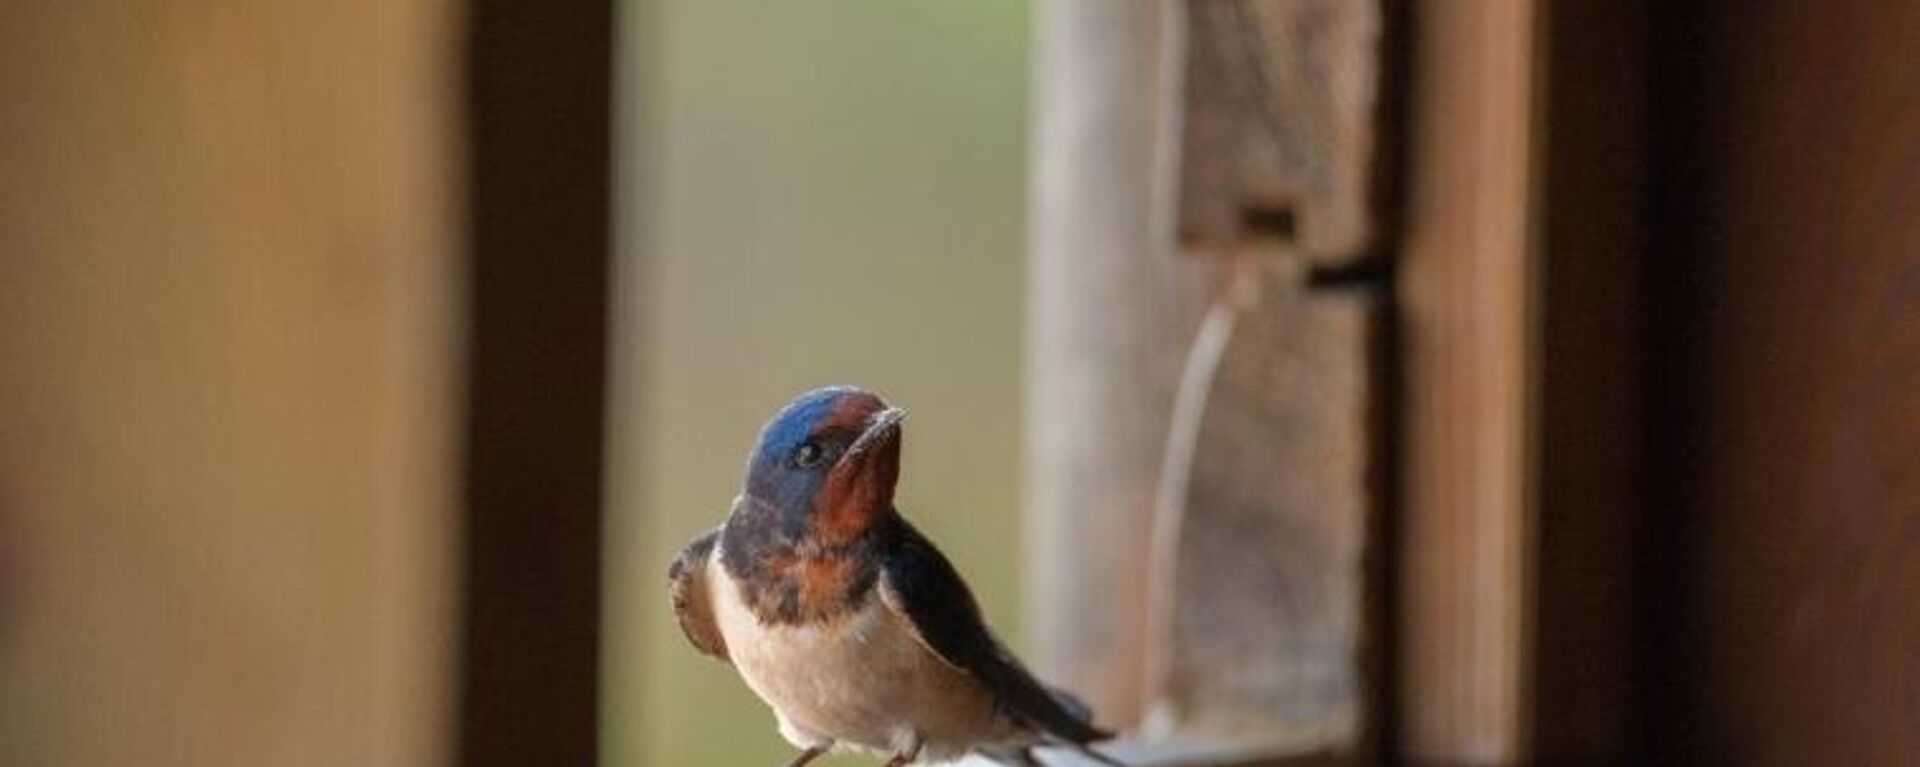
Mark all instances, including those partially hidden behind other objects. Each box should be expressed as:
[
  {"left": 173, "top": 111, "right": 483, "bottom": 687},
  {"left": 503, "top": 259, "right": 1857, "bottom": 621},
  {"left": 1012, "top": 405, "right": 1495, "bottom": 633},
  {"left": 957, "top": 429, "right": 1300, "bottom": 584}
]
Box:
[{"left": 607, "top": 2, "right": 1032, "bottom": 765}]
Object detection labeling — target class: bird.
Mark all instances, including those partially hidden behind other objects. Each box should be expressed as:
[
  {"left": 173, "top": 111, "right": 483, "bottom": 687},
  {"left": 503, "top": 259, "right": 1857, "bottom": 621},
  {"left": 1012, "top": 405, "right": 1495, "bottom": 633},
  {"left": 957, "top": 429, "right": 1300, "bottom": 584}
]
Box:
[{"left": 668, "top": 386, "right": 1122, "bottom": 767}]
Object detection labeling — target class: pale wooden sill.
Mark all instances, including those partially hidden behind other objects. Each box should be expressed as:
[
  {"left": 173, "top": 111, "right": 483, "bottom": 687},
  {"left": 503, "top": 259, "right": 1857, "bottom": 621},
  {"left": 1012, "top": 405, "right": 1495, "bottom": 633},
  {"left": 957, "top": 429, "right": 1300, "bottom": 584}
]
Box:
[{"left": 953, "top": 740, "right": 1343, "bottom": 767}]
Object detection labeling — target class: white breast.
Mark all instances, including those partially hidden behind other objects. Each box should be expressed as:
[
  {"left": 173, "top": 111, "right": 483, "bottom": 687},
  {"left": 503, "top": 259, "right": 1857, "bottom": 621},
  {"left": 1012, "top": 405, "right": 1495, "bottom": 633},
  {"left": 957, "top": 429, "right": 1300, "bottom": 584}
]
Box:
[{"left": 706, "top": 549, "right": 1018, "bottom": 761}]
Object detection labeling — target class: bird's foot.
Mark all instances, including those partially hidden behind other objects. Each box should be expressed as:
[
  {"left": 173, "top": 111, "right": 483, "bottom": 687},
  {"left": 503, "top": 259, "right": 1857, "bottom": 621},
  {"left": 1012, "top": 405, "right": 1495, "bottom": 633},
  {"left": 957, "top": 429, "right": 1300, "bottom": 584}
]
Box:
[
  {"left": 782, "top": 745, "right": 829, "bottom": 767},
  {"left": 880, "top": 736, "right": 923, "bottom": 767}
]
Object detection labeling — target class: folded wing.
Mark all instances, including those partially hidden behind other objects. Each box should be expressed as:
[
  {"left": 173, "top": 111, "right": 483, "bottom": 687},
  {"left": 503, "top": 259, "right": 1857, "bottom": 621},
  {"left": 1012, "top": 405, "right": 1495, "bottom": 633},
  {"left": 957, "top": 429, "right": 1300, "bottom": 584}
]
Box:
[
  {"left": 667, "top": 527, "right": 729, "bottom": 662},
  {"left": 877, "top": 517, "right": 1110, "bottom": 744}
]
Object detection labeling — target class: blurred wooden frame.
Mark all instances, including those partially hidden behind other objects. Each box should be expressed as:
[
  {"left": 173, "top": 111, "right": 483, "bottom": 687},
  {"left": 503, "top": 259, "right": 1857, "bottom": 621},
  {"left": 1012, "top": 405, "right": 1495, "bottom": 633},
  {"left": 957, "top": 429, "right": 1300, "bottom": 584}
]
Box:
[
  {"left": 459, "top": 0, "right": 613, "bottom": 765},
  {"left": 1030, "top": 1, "right": 1391, "bottom": 763},
  {"left": 1395, "top": 0, "right": 1542, "bottom": 762},
  {"left": 1030, "top": 1, "right": 1645, "bottom": 765},
  {"left": 1401, "top": 2, "right": 1646, "bottom": 764}
]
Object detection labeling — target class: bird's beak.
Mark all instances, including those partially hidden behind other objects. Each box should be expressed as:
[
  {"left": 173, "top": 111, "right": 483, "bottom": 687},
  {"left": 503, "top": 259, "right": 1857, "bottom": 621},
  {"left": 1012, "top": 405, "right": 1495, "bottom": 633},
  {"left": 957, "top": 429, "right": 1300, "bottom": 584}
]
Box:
[
  {"left": 846, "top": 407, "right": 906, "bottom": 458},
  {"left": 816, "top": 406, "right": 906, "bottom": 539}
]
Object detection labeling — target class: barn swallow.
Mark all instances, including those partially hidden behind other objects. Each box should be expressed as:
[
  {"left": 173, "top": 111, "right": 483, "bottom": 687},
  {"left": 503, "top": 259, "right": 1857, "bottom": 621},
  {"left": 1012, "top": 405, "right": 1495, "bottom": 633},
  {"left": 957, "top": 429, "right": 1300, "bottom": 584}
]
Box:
[{"left": 669, "top": 386, "right": 1121, "bottom": 767}]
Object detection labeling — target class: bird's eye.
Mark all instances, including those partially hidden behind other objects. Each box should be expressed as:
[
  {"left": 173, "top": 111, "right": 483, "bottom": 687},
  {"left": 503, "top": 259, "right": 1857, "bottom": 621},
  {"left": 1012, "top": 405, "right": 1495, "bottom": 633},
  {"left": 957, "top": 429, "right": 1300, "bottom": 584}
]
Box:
[{"left": 793, "top": 441, "right": 824, "bottom": 468}]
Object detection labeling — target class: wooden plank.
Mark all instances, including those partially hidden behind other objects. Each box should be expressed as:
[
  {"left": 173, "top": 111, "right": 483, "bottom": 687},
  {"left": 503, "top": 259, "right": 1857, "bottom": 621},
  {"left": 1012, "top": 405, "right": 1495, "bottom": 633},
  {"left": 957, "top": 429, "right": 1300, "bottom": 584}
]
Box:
[
  {"left": 957, "top": 740, "right": 1345, "bottom": 767},
  {"left": 1040, "top": 0, "right": 1390, "bottom": 746},
  {"left": 458, "top": 0, "right": 612, "bottom": 764},
  {"left": 0, "top": 1, "right": 460, "bottom": 764},
  {"left": 1397, "top": 0, "right": 1544, "bottom": 763},
  {"left": 1641, "top": 1, "right": 1920, "bottom": 763},
  {"left": 1145, "top": 262, "right": 1379, "bottom": 754},
  {"left": 1147, "top": 0, "right": 1390, "bottom": 753},
  {"left": 1177, "top": 0, "right": 1385, "bottom": 261},
  {"left": 1531, "top": 0, "right": 1644, "bottom": 762},
  {"left": 1029, "top": 0, "right": 1212, "bottom": 726}
]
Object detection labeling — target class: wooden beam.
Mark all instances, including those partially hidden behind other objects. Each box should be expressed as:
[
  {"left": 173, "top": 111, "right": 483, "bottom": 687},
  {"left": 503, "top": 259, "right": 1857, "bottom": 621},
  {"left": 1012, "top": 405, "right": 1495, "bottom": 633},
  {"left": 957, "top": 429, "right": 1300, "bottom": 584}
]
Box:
[
  {"left": 956, "top": 739, "right": 1347, "bottom": 767},
  {"left": 1177, "top": 0, "right": 1385, "bottom": 260},
  {"left": 1148, "top": 1, "right": 1388, "bottom": 750},
  {"left": 1035, "top": 2, "right": 1391, "bottom": 748},
  {"left": 458, "top": 0, "right": 612, "bottom": 764},
  {"left": 1028, "top": 0, "right": 1211, "bottom": 726},
  {"left": 1532, "top": 0, "right": 1644, "bottom": 762},
  {"left": 1641, "top": 1, "right": 1920, "bottom": 763},
  {"left": 1397, "top": 0, "right": 1544, "bottom": 763},
  {"left": 0, "top": 1, "right": 460, "bottom": 763},
  {"left": 1146, "top": 266, "right": 1381, "bottom": 754}
]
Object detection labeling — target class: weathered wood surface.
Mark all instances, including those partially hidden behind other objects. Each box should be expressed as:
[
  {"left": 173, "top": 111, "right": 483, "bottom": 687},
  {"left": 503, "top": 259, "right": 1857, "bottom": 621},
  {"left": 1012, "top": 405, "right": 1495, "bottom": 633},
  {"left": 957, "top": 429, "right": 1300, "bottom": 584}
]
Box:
[
  {"left": 1146, "top": 260, "right": 1378, "bottom": 754},
  {"left": 1029, "top": 0, "right": 1212, "bottom": 726},
  {"left": 1033, "top": 0, "right": 1388, "bottom": 746},
  {"left": 1144, "top": 0, "right": 1387, "bottom": 755},
  {"left": 1178, "top": 0, "right": 1384, "bottom": 261}
]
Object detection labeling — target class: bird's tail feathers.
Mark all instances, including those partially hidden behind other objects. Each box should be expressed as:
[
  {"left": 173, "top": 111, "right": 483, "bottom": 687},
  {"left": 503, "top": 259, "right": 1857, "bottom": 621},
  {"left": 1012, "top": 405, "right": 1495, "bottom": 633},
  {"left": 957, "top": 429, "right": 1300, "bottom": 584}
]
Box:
[{"left": 1046, "top": 687, "right": 1096, "bottom": 728}]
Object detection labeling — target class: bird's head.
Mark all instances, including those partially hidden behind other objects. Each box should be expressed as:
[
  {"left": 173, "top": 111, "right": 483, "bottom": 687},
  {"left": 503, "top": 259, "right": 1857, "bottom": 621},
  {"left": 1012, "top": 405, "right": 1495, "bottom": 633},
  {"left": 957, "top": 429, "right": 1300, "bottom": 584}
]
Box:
[{"left": 741, "top": 386, "right": 905, "bottom": 545}]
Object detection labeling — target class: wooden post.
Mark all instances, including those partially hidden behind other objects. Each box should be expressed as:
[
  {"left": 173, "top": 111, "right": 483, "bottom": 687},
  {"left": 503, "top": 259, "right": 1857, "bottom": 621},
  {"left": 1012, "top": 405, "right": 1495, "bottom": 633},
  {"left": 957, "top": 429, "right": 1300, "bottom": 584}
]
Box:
[
  {"left": 1532, "top": 0, "right": 1643, "bottom": 761},
  {"left": 1028, "top": 0, "right": 1209, "bottom": 727},
  {"left": 1641, "top": 1, "right": 1920, "bottom": 763},
  {"left": 1032, "top": 2, "right": 1388, "bottom": 753},
  {"left": 459, "top": 0, "right": 612, "bottom": 764},
  {"left": 1398, "top": 0, "right": 1544, "bottom": 763},
  {"left": 0, "top": 1, "right": 460, "bottom": 764},
  {"left": 1144, "top": 0, "right": 1387, "bottom": 756}
]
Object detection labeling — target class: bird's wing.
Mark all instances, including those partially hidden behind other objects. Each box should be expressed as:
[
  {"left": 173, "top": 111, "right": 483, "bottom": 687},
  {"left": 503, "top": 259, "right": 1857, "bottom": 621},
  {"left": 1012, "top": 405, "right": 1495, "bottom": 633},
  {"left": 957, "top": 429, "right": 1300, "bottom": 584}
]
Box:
[
  {"left": 667, "top": 527, "right": 729, "bottom": 663},
  {"left": 877, "top": 518, "right": 1111, "bottom": 744}
]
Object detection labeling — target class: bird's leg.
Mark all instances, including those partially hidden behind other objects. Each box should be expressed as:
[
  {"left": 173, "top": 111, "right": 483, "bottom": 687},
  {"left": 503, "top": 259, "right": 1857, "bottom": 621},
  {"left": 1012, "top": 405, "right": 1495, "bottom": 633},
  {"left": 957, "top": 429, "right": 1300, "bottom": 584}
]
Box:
[
  {"left": 782, "top": 745, "right": 829, "bottom": 767},
  {"left": 880, "top": 735, "right": 923, "bottom": 767}
]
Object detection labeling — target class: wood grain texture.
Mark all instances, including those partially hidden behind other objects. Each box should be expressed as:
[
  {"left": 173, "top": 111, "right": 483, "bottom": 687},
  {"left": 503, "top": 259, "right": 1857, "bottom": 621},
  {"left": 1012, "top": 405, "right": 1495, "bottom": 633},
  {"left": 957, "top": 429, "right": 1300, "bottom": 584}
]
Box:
[
  {"left": 1397, "top": 0, "right": 1543, "bottom": 763},
  {"left": 1178, "top": 0, "right": 1384, "bottom": 260},
  {"left": 1029, "top": 0, "right": 1213, "bottom": 726},
  {"left": 1642, "top": 1, "right": 1920, "bottom": 764},
  {"left": 1146, "top": 264, "right": 1378, "bottom": 753},
  {"left": 0, "top": 1, "right": 460, "bottom": 765}
]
